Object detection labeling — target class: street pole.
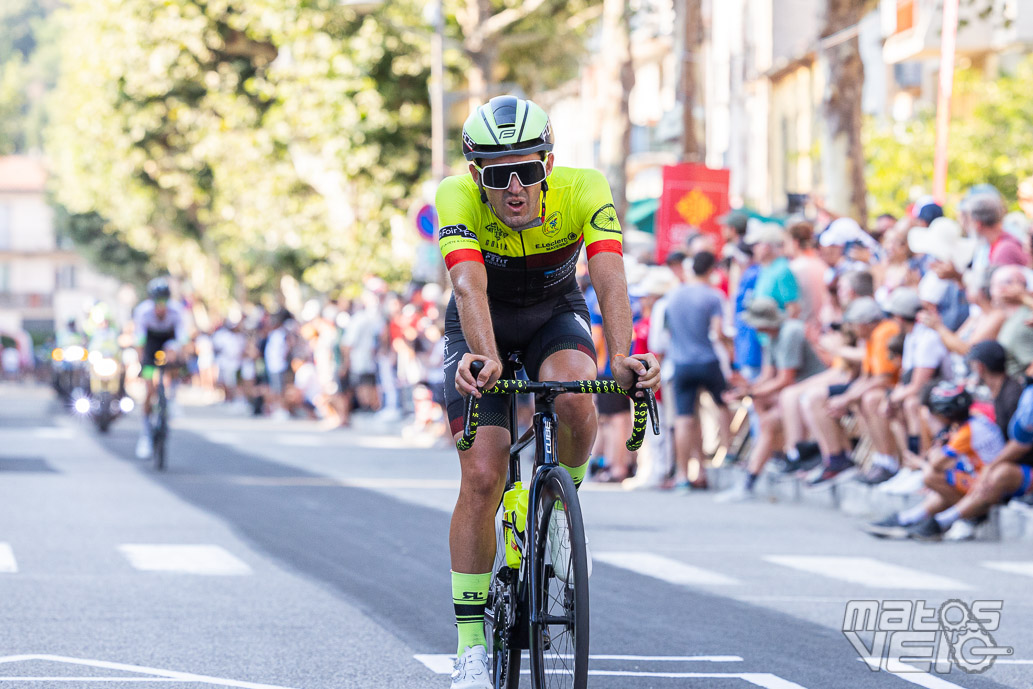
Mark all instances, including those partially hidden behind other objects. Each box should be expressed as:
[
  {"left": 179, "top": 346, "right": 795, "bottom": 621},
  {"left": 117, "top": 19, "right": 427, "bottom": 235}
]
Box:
[
  {"left": 933, "top": 0, "right": 960, "bottom": 203},
  {"left": 429, "top": 0, "right": 446, "bottom": 182}
]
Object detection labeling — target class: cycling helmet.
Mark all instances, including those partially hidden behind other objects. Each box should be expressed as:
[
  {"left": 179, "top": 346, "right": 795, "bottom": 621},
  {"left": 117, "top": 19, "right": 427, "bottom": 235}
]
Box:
[
  {"left": 147, "top": 277, "right": 171, "bottom": 301},
  {"left": 462, "top": 96, "right": 553, "bottom": 162},
  {"left": 924, "top": 382, "right": 972, "bottom": 423}
]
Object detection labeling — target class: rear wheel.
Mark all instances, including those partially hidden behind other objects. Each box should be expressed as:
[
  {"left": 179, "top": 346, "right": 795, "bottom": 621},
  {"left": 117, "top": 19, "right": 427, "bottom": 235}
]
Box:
[{"left": 528, "top": 467, "right": 588, "bottom": 689}]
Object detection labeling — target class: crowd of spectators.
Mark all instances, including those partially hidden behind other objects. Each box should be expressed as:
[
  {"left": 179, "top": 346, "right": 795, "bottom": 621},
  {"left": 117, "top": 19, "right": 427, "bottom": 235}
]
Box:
[
  {"left": 34, "top": 182, "right": 1033, "bottom": 542},
  {"left": 632, "top": 187, "right": 1033, "bottom": 541}
]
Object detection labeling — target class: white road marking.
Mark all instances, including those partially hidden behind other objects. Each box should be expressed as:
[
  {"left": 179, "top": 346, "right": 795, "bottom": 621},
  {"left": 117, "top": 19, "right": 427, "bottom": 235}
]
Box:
[
  {"left": 272, "top": 434, "right": 321, "bottom": 447},
  {"left": 118, "top": 545, "right": 252, "bottom": 575},
  {"left": 0, "top": 543, "right": 16, "bottom": 573},
  {"left": 0, "top": 654, "right": 298, "bottom": 688},
  {"left": 415, "top": 654, "right": 806, "bottom": 685},
  {"left": 29, "top": 427, "right": 74, "bottom": 439},
  {"left": 414, "top": 653, "right": 742, "bottom": 673},
  {"left": 595, "top": 552, "right": 740, "bottom": 586},
  {"left": 885, "top": 670, "right": 970, "bottom": 688},
  {"left": 982, "top": 561, "right": 1033, "bottom": 578},
  {"left": 201, "top": 432, "right": 240, "bottom": 445},
  {"left": 764, "top": 556, "right": 970, "bottom": 590},
  {"left": 228, "top": 476, "right": 459, "bottom": 489}
]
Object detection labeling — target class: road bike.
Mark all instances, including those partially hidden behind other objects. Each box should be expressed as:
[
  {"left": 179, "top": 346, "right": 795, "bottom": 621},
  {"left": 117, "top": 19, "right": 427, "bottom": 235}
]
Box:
[
  {"left": 458, "top": 358, "right": 658, "bottom": 689},
  {"left": 151, "top": 350, "right": 170, "bottom": 471}
]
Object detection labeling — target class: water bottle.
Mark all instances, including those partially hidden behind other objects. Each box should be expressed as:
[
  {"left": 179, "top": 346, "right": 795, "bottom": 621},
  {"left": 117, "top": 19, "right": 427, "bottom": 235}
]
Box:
[{"left": 502, "top": 482, "right": 529, "bottom": 568}]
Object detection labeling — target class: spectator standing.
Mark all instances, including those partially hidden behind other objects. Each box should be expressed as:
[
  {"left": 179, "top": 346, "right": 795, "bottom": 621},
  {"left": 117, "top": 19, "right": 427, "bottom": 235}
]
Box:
[
  {"left": 784, "top": 217, "right": 828, "bottom": 339},
  {"left": 663, "top": 252, "right": 732, "bottom": 490},
  {"left": 213, "top": 318, "right": 246, "bottom": 405},
  {"left": 746, "top": 222, "right": 800, "bottom": 318},
  {"left": 264, "top": 311, "right": 292, "bottom": 420}
]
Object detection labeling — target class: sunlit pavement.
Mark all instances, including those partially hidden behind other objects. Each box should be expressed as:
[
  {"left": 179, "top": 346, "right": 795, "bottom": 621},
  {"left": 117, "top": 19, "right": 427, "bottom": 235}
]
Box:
[{"left": 1, "top": 382, "right": 1030, "bottom": 689}]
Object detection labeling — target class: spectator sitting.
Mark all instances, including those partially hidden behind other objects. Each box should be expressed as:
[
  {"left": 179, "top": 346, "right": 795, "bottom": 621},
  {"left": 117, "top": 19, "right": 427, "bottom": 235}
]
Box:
[
  {"left": 970, "top": 191, "right": 1029, "bottom": 269},
  {"left": 866, "top": 288, "right": 949, "bottom": 485},
  {"left": 717, "top": 297, "right": 827, "bottom": 502},
  {"left": 865, "top": 380, "right": 1005, "bottom": 541},
  {"left": 807, "top": 297, "right": 900, "bottom": 484}
]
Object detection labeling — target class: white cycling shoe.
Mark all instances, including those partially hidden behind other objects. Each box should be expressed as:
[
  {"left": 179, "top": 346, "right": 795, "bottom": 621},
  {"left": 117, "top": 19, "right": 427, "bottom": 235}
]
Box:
[
  {"left": 135, "top": 434, "right": 152, "bottom": 460},
  {"left": 451, "top": 645, "right": 491, "bottom": 689},
  {"left": 548, "top": 506, "right": 592, "bottom": 584}
]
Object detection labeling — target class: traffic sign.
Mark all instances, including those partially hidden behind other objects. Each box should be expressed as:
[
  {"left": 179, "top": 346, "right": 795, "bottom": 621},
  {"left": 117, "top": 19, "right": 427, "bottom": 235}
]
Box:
[{"left": 415, "top": 204, "right": 438, "bottom": 241}]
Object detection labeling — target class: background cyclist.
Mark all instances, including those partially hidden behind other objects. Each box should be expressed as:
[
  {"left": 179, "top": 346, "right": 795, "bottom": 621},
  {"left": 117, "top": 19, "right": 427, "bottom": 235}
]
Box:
[
  {"left": 133, "top": 278, "right": 189, "bottom": 459},
  {"left": 436, "top": 95, "right": 660, "bottom": 689}
]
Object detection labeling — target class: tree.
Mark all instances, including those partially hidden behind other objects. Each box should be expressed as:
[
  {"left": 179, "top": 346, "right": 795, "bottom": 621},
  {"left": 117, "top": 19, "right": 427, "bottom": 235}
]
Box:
[
  {"left": 46, "top": 0, "right": 432, "bottom": 303},
  {"left": 447, "top": 0, "right": 603, "bottom": 110},
  {"left": 820, "top": 0, "right": 877, "bottom": 224},
  {"left": 598, "top": 0, "right": 634, "bottom": 222},
  {"left": 865, "top": 56, "right": 1033, "bottom": 219}
]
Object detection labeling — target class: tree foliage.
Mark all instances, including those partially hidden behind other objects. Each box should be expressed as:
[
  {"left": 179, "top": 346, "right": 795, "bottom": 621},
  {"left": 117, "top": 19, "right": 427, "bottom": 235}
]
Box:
[
  {"left": 46, "top": 0, "right": 432, "bottom": 303},
  {"left": 865, "top": 55, "right": 1033, "bottom": 219}
]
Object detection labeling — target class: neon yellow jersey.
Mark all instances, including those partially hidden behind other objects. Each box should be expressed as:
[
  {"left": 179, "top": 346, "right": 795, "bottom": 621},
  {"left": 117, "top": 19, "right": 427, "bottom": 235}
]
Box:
[{"left": 436, "top": 166, "right": 623, "bottom": 306}]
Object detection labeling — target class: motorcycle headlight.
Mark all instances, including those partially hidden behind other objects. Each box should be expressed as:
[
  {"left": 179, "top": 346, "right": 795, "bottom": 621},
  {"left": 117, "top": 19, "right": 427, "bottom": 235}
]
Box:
[
  {"left": 92, "top": 358, "right": 119, "bottom": 378},
  {"left": 65, "top": 346, "right": 87, "bottom": 362}
]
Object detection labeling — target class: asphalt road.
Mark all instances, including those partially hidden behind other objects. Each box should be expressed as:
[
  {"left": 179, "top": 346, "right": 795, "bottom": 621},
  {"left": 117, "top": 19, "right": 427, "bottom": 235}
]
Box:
[{"left": 1, "top": 382, "right": 1030, "bottom": 689}]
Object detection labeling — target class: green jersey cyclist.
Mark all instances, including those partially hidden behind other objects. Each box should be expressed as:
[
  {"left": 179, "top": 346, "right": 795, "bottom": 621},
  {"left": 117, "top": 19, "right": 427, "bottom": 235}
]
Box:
[{"left": 438, "top": 96, "right": 660, "bottom": 689}]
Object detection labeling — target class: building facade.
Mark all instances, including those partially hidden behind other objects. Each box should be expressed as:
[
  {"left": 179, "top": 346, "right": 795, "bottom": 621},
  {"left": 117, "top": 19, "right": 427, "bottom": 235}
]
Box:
[{"left": 0, "top": 155, "right": 121, "bottom": 343}]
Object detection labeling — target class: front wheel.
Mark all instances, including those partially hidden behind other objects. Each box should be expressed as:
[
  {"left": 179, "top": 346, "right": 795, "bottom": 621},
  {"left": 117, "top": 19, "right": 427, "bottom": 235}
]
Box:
[{"left": 528, "top": 467, "right": 589, "bottom": 689}]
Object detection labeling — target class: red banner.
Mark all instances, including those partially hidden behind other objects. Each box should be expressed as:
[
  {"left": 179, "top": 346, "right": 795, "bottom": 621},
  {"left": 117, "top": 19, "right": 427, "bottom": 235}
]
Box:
[{"left": 655, "top": 163, "right": 730, "bottom": 263}]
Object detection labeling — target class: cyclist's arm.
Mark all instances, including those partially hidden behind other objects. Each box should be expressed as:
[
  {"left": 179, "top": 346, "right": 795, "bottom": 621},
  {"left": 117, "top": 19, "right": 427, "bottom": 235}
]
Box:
[
  {"left": 587, "top": 252, "right": 632, "bottom": 367},
  {"left": 437, "top": 176, "right": 503, "bottom": 393}
]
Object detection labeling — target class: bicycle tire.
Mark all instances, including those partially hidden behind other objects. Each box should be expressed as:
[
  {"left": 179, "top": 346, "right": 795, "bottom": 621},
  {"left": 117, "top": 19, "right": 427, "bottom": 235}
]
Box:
[
  {"left": 528, "top": 467, "right": 588, "bottom": 689},
  {"left": 153, "top": 427, "right": 166, "bottom": 471},
  {"left": 485, "top": 565, "right": 522, "bottom": 689}
]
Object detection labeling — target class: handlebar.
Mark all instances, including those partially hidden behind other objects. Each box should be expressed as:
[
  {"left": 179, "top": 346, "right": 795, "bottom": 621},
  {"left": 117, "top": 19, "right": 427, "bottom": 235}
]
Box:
[{"left": 457, "top": 360, "right": 660, "bottom": 452}]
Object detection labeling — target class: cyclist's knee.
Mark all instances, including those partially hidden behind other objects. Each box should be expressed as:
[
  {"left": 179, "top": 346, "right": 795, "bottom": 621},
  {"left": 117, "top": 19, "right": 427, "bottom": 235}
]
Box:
[
  {"left": 556, "top": 393, "right": 596, "bottom": 428},
  {"left": 460, "top": 456, "right": 507, "bottom": 505}
]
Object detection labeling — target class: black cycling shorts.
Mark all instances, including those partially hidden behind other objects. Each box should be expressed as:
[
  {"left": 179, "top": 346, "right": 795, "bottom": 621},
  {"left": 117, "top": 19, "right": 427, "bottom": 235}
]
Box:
[
  {"left": 672, "top": 361, "right": 728, "bottom": 417},
  {"left": 443, "top": 290, "right": 596, "bottom": 436}
]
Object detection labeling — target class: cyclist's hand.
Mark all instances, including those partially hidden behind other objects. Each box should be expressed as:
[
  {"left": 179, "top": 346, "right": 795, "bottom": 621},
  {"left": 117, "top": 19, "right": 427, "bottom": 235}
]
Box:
[
  {"left": 612, "top": 353, "right": 660, "bottom": 399},
  {"left": 456, "top": 354, "right": 502, "bottom": 398}
]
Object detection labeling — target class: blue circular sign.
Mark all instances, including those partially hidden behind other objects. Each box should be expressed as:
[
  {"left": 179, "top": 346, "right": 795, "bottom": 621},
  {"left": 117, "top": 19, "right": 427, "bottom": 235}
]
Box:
[{"left": 416, "top": 204, "right": 438, "bottom": 241}]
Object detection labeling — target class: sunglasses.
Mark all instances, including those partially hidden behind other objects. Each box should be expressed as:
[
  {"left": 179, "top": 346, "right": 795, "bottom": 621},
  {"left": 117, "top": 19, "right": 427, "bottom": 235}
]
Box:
[{"left": 475, "top": 160, "right": 548, "bottom": 190}]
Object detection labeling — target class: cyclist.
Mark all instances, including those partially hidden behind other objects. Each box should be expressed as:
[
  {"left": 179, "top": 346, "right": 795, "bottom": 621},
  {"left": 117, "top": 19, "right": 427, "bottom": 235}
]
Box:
[
  {"left": 437, "top": 95, "right": 660, "bottom": 688},
  {"left": 133, "top": 278, "right": 188, "bottom": 459}
]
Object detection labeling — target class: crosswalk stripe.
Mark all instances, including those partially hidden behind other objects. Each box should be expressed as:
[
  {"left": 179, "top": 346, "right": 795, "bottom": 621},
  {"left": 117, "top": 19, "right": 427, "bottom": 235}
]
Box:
[
  {"left": 887, "top": 670, "right": 970, "bottom": 688},
  {"left": 764, "top": 556, "right": 970, "bottom": 590},
  {"left": 118, "top": 545, "right": 252, "bottom": 575},
  {"left": 0, "top": 543, "right": 17, "bottom": 573},
  {"left": 595, "top": 552, "right": 740, "bottom": 586},
  {"left": 982, "top": 561, "right": 1033, "bottom": 578}
]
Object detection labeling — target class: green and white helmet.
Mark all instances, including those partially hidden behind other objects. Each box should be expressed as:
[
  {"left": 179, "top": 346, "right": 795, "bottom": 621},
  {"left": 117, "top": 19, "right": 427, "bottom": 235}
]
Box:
[{"left": 462, "top": 96, "right": 553, "bottom": 162}]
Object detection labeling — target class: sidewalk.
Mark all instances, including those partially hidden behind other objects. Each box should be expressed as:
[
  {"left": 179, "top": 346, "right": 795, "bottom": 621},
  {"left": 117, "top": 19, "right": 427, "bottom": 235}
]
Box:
[{"left": 707, "top": 463, "right": 1033, "bottom": 543}]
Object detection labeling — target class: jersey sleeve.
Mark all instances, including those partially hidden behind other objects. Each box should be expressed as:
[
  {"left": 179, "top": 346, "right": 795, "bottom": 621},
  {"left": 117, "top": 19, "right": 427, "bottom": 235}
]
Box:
[
  {"left": 577, "top": 169, "right": 623, "bottom": 260},
  {"left": 435, "top": 175, "right": 484, "bottom": 270}
]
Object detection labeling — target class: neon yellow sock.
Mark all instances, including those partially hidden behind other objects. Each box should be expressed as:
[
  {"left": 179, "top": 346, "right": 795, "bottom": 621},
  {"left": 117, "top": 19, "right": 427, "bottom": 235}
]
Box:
[
  {"left": 452, "top": 571, "right": 491, "bottom": 654},
  {"left": 562, "top": 462, "right": 587, "bottom": 489}
]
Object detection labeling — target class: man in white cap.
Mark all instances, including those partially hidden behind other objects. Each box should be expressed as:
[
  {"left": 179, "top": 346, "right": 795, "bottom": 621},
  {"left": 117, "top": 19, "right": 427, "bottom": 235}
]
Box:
[
  {"left": 908, "top": 217, "right": 975, "bottom": 332},
  {"left": 868, "top": 287, "right": 949, "bottom": 487}
]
